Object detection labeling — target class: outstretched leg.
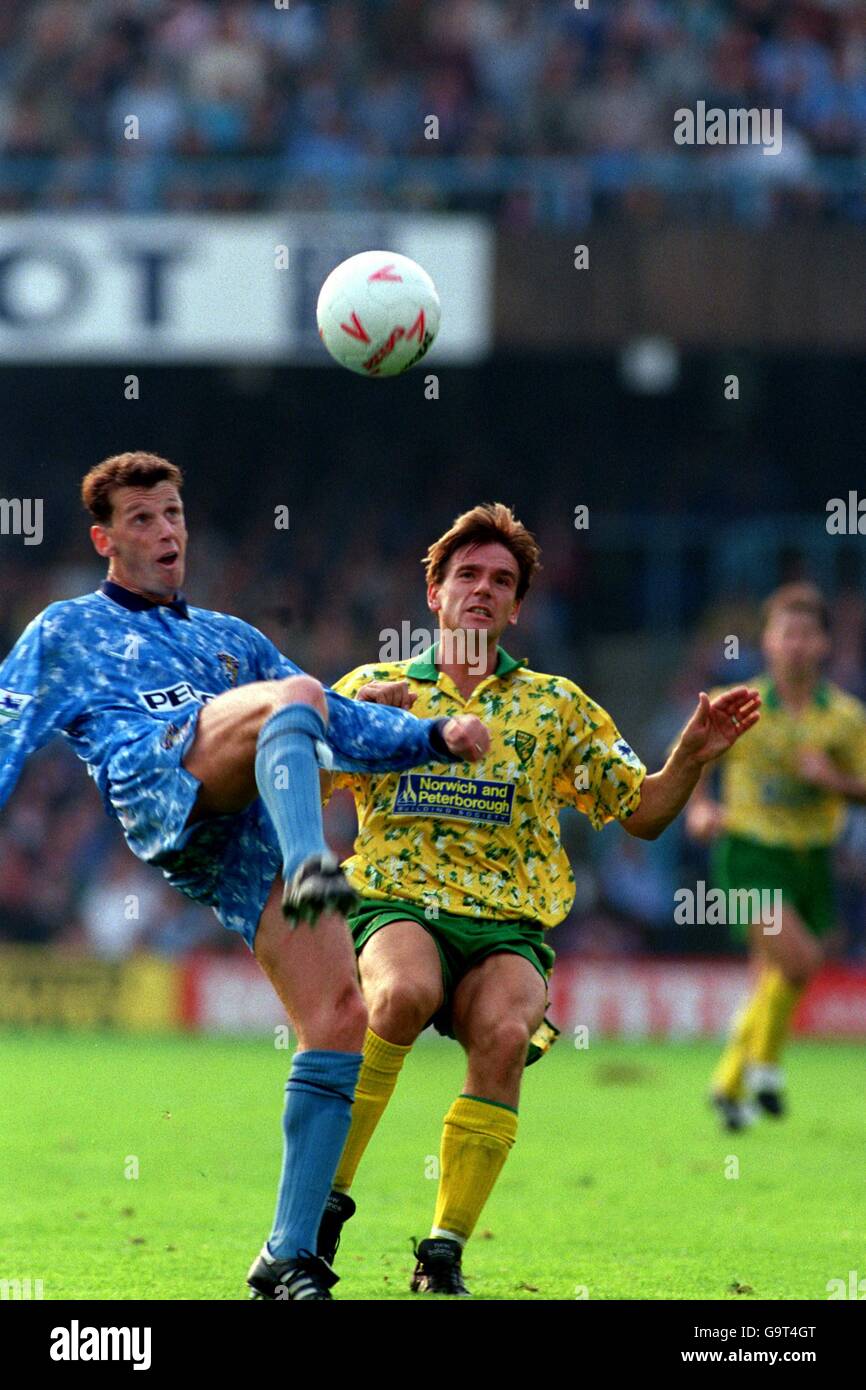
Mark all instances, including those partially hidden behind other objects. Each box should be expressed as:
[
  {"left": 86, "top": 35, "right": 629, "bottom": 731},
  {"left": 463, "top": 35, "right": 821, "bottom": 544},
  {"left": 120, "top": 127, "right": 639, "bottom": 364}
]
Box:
[
  {"left": 182, "top": 676, "right": 367, "bottom": 1295},
  {"left": 184, "top": 673, "right": 351, "bottom": 920},
  {"left": 246, "top": 877, "right": 367, "bottom": 1300}
]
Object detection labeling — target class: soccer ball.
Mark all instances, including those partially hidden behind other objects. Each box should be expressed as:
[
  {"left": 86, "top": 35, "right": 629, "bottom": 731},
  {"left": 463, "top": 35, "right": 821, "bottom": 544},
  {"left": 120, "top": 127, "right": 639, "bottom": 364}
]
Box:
[{"left": 316, "top": 251, "right": 440, "bottom": 377}]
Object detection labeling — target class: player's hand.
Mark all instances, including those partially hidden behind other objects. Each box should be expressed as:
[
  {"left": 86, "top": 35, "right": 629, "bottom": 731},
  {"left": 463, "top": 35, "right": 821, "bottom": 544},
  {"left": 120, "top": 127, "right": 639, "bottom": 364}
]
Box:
[
  {"left": 686, "top": 800, "right": 726, "bottom": 843},
  {"left": 677, "top": 687, "right": 761, "bottom": 766},
  {"left": 355, "top": 679, "right": 417, "bottom": 709},
  {"left": 798, "top": 748, "right": 843, "bottom": 792},
  {"left": 442, "top": 715, "right": 490, "bottom": 762}
]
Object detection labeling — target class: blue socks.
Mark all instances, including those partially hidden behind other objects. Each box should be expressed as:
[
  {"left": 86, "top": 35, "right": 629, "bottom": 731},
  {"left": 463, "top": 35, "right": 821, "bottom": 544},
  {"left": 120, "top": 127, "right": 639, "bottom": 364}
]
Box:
[
  {"left": 255, "top": 703, "right": 329, "bottom": 880},
  {"left": 256, "top": 705, "right": 360, "bottom": 1262},
  {"left": 267, "top": 1049, "right": 363, "bottom": 1262}
]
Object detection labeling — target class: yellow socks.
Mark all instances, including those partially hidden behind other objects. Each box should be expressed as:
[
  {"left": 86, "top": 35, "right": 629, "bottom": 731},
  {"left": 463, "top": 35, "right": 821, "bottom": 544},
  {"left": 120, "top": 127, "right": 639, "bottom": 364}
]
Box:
[
  {"left": 333, "top": 1028, "right": 410, "bottom": 1194},
  {"left": 713, "top": 969, "right": 774, "bottom": 1100},
  {"left": 714, "top": 967, "right": 805, "bottom": 1099},
  {"left": 750, "top": 968, "right": 804, "bottom": 1065},
  {"left": 431, "top": 1095, "right": 518, "bottom": 1244},
  {"left": 334, "top": 1053, "right": 521, "bottom": 1245}
]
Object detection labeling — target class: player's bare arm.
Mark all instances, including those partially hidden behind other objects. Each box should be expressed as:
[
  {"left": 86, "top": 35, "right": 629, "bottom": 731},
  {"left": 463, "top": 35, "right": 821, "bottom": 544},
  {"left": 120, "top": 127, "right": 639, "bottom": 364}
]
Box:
[
  {"left": 356, "top": 678, "right": 417, "bottom": 707},
  {"left": 684, "top": 764, "right": 728, "bottom": 843},
  {"left": 624, "top": 687, "right": 761, "bottom": 841},
  {"left": 357, "top": 682, "right": 487, "bottom": 754},
  {"left": 358, "top": 679, "right": 760, "bottom": 842}
]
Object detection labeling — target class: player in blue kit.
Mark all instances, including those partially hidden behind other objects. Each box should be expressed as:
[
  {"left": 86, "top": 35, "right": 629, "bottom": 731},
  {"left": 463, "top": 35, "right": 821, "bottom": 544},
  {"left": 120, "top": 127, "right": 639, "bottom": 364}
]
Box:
[{"left": 0, "top": 451, "right": 489, "bottom": 1301}]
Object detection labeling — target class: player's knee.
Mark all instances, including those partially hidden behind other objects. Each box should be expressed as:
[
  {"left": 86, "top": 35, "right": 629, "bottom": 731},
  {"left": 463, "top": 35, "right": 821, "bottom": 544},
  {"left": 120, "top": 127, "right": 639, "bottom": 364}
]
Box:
[
  {"left": 273, "top": 674, "right": 327, "bottom": 720},
  {"left": 473, "top": 1015, "right": 531, "bottom": 1065},
  {"left": 369, "top": 975, "right": 439, "bottom": 1038},
  {"left": 303, "top": 980, "right": 367, "bottom": 1052}
]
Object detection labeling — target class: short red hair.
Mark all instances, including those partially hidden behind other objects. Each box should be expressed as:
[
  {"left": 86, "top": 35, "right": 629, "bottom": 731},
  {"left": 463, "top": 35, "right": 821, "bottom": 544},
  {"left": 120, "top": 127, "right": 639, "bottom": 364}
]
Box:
[{"left": 81, "top": 452, "right": 183, "bottom": 525}]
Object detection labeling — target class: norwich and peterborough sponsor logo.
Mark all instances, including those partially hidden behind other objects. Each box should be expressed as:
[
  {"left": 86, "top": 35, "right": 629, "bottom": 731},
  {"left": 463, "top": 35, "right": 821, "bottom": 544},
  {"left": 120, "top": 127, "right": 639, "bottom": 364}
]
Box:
[{"left": 392, "top": 773, "right": 515, "bottom": 824}]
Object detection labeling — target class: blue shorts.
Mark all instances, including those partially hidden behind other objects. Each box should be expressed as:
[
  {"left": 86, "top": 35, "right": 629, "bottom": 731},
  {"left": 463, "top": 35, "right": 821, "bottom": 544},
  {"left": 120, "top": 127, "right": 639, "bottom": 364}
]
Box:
[
  {"left": 106, "top": 710, "right": 281, "bottom": 950},
  {"left": 103, "top": 689, "right": 445, "bottom": 950}
]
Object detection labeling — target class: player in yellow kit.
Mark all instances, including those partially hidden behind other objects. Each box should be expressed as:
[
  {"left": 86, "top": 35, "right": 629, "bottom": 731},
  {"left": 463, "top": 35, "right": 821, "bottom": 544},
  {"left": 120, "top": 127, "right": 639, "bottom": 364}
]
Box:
[
  {"left": 318, "top": 503, "right": 760, "bottom": 1294},
  {"left": 687, "top": 584, "right": 866, "bottom": 1132}
]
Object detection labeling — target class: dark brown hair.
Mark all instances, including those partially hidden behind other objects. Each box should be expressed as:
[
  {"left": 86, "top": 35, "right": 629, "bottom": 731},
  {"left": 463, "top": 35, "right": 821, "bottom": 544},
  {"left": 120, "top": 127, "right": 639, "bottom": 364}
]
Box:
[
  {"left": 762, "top": 582, "right": 830, "bottom": 633},
  {"left": 423, "top": 502, "right": 541, "bottom": 601},
  {"left": 81, "top": 452, "right": 184, "bottom": 525}
]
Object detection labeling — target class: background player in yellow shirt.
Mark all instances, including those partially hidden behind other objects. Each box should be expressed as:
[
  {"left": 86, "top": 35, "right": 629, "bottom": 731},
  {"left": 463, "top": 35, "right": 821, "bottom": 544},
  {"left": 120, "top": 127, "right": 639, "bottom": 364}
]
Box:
[
  {"left": 687, "top": 583, "right": 866, "bottom": 1132},
  {"left": 319, "top": 503, "right": 760, "bottom": 1294}
]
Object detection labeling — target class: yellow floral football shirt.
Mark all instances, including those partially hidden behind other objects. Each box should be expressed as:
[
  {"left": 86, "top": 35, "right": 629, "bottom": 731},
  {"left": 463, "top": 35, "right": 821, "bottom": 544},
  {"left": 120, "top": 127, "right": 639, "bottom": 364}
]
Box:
[
  {"left": 329, "top": 645, "right": 646, "bottom": 927},
  {"left": 714, "top": 674, "right": 866, "bottom": 848}
]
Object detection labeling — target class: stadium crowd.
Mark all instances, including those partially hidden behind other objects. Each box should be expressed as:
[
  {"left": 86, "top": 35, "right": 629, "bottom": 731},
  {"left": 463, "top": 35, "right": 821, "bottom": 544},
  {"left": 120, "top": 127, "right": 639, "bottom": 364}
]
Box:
[
  {"left": 0, "top": 0, "right": 863, "bottom": 220},
  {"left": 3, "top": 525, "right": 866, "bottom": 962}
]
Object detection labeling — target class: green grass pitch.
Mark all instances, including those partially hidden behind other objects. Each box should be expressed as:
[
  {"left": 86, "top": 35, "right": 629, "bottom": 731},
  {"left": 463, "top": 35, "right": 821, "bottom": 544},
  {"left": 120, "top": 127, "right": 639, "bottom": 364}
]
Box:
[{"left": 1, "top": 1029, "right": 862, "bottom": 1300}]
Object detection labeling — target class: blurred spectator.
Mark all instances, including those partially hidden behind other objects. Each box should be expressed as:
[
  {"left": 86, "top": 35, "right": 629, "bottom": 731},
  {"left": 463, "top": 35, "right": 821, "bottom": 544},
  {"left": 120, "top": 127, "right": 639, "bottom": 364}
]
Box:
[
  {"left": 0, "top": 0, "right": 861, "bottom": 221},
  {"left": 108, "top": 65, "right": 184, "bottom": 152},
  {"left": 186, "top": 10, "right": 267, "bottom": 106},
  {"left": 79, "top": 846, "right": 165, "bottom": 959}
]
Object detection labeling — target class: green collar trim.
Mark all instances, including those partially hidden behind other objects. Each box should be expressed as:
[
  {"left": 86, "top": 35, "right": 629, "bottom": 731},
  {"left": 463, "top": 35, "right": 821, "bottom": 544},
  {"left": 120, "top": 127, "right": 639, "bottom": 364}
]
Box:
[
  {"left": 407, "top": 642, "right": 525, "bottom": 683},
  {"left": 764, "top": 678, "right": 830, "bottom": 711}
]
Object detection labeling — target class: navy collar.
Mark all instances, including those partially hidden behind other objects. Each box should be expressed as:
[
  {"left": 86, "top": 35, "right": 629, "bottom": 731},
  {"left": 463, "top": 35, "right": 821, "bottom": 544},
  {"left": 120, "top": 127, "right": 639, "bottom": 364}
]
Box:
[{"left": 98, "top": 579, "right": 191, "bottom": 620}]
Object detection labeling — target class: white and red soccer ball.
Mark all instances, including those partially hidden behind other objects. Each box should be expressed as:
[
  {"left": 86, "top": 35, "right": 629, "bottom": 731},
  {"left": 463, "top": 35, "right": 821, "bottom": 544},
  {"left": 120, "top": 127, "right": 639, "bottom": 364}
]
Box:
[{"left": 316, "top": 250, "right": 441, "bottom": 377}]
